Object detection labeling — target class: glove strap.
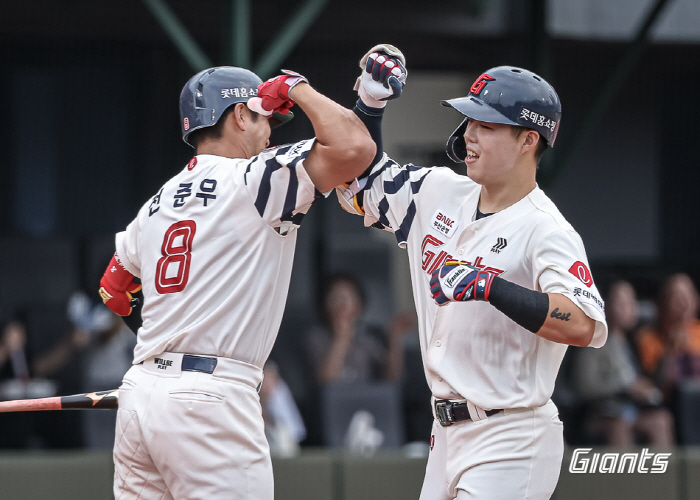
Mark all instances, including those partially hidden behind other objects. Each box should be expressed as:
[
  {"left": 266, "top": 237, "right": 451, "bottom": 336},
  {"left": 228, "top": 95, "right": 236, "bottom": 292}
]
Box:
[{"left": 474, "top": 271, "right": 496, "bottom": 301}]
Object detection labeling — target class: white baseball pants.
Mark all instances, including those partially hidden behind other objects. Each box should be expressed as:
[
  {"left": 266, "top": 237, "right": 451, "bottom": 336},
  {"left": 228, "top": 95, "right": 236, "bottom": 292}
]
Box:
[
  {"left": 420, "top": 399, "right": 564, "bottom": 500},
  {"left": 113, "top": 352, "right": 272, "bottom": 500}
]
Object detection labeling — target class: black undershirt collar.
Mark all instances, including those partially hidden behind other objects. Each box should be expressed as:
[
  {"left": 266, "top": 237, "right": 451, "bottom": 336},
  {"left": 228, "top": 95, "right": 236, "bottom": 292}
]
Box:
[{"left": 475, "top": 208, "right": 494, "bottom": 220}]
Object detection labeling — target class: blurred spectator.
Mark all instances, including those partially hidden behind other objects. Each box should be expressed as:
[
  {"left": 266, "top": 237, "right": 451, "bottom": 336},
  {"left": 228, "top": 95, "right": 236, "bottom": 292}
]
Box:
[
  {"left": 305, "top": 273, "right": 414, "bottom": 385},
  {"left": 259, "top": 360, "right": 307, "bottom": 457},
  {"left": 0, "top": 320, "right": 31, "bottom": 382},
  {"left": 67, "top": 292, "right": 136, "bottom": 449},
  {"left": 0, "top": 291, "right": 136, "bottom": 449},
  {"left": 637, "top": 273, "right": 700, "bottom": 403},
  {"left": 0, "top": 296, "right": 86, "bottom": 448},
  {"left": 303, "top": 273, "right": 416, "bottom": 449},
  {"left": 572, "top": 280, "right": 674, "bottom": 447}
]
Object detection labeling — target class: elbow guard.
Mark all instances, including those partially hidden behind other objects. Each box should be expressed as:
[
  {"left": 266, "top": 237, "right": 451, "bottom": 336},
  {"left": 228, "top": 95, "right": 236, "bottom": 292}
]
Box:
[{"left": 98, "top": 253, "right": 142, "bottom": 316}]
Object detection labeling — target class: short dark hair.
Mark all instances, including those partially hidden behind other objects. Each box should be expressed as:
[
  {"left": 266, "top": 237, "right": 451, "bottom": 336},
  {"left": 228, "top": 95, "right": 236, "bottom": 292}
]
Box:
[
  {"left": 190, "top": 104, "right": 259, "bottom": 151},
  {"left": 511, "top": 125, "right": 548, "bottom": 163}
]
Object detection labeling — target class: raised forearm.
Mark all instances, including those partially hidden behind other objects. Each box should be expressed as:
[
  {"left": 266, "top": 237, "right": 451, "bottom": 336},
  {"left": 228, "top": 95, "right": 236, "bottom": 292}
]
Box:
[{"left": 290, "top": 83, "right": 375, "bottom": 192}]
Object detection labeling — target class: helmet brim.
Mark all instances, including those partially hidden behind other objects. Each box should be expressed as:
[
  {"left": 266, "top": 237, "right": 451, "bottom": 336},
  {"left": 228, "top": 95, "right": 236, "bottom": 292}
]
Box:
[
  {"left": 441, "top": 97, "right": 519, "bottom": 127},
  {"left": 270, "top": 111, "right": 294, "bottom": 128}
]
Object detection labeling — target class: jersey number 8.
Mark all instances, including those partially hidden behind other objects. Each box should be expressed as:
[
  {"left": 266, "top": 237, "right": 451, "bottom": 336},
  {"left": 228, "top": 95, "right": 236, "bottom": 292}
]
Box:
[{"left": 156, "top": 220, "right": 197, "bottom": 294}]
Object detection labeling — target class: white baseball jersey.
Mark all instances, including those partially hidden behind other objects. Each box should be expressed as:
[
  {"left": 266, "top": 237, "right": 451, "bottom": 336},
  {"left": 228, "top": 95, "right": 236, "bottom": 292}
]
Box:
[
  {"left": 338, "top": 154, "right": 608, "bottom": 410},
  {"left": 116, "top": 140, "right": 320, "bottom": 368}
]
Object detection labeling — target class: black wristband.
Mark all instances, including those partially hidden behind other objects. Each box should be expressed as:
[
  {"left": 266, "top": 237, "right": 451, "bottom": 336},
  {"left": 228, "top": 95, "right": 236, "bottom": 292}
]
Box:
[
  {"left": 353, "top": 99, "right": 384, "bottom": 171},
  {"left": 121, "top": 287, "right": 144, "bottom": 335},
  {"left": 487, "top": 277, "right": 549, "bottom": 333}
]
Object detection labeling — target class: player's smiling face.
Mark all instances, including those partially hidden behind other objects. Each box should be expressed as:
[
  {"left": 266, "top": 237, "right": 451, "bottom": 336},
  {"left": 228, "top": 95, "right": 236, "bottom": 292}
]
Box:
[{"left": 462, "top": 119, "right": 522, "bottom": 186}]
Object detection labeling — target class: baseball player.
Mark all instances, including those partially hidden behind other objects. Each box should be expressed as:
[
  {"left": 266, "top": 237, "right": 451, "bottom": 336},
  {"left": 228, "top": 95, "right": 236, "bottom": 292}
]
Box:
[
  {"left": 97, "top": 63, "right": 377, "bottom": 499},
  {"left": 341, "top": 60, "right": 608, "bottom": 499}
]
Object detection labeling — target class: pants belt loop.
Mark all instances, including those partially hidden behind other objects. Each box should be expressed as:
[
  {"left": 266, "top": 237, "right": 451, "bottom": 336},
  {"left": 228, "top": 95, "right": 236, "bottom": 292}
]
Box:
[{"left": 467, "top": 400, "right": 488, "bottom": 422}]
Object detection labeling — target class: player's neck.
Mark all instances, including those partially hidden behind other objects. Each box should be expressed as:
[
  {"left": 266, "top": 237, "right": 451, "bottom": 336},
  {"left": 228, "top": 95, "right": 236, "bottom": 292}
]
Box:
[
  {"left": 196, "top": 135, "right": 254, "bottom": 160},
  {"left": 478, "top": 175, "right": 536, "bottom": 214},
  {"left": 196, "top": 143, "right": 248, "bottom": 159}
]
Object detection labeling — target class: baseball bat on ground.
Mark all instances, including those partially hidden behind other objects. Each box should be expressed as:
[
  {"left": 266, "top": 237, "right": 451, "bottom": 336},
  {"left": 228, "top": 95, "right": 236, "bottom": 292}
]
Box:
[{"left": 0, "top": 389, "right": 119, "bottom": 413}]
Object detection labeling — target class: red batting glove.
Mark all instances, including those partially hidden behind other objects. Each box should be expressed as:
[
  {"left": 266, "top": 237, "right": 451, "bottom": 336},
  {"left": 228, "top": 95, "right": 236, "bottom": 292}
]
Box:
[
  {"left": 247, "top": 70, "right": 308, "bottom": 116},
  {"left": 98, "top": 253, "right": 142, "bottom": 316}
]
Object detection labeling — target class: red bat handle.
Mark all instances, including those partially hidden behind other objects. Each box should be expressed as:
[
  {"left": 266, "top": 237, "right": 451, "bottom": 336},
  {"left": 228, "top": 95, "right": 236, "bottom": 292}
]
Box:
[{"left": 0, "top": 397, "right": 61, "bottom": 412}]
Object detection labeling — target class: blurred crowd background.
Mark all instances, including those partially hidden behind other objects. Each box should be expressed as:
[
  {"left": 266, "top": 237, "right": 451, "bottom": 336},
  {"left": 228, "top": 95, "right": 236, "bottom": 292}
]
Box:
[{"left": 1, "top": 0, "right": 700, "bottom": 456}]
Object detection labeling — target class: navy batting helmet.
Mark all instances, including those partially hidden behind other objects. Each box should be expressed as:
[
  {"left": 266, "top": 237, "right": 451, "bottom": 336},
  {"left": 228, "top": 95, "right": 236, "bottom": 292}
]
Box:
[
  {"left": 179, "top": 66, "right": 293, "bottom": 147},
  {"left": 442, "top": 66, "right": 561, "bottom": 163}
]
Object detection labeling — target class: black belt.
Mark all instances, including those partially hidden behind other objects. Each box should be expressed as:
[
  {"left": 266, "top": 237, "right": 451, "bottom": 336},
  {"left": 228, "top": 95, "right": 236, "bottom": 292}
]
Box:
[
  {"left": 434, "top": 399, "right": 503, "bottom": 427},
  {"left": 182, "top": 355, "right": 218, "bottom": 373},
  {"left": 141, "top": 354, "right": 218, "bottom": 374}
]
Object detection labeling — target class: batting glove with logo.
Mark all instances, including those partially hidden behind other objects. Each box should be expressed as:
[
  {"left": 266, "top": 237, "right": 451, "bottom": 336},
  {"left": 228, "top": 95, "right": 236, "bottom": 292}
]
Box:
[
  {"left": 247, "top": 70, "right": 308, "bottom": 116},
  {"left": 430, "top": 261, "right": 496, "bottom": 305},
  {"left": 98, "top": 253, "right": 142, "bottom": 316},
  {"left": 354, "top": 44, "right": 407, "bottom": 108}
]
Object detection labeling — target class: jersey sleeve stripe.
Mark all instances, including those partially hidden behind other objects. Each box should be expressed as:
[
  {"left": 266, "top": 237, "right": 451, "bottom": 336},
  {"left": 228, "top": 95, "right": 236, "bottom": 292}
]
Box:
[
  {"left": 383, "top": 168, "right": 412, "bottom": 195},
  {"left": 280, "top": 159, "right": 300, "bottom": 222},
  {"left": 363, "top": 157, "right": 397, "bottom": 191},
  {"left": 394, "top": 199, "right": 417, "bottom": 245},
  {"left": 377, "top": 197, "right": 392, "bottom": 227},
  {"left": 411, "top": 171, "right": 430, "bottom": 193},
  {"left": 254, "top": 157, "right": 283, "bottom": 217},
  {"left": 279, "top": 151, "right": 314, "bottom": 223}
]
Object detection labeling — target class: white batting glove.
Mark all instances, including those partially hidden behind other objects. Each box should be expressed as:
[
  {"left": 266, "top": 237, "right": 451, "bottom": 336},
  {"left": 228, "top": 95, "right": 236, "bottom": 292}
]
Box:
[{"left": 353, "top": 44, "right": 407, "bottom": 108}]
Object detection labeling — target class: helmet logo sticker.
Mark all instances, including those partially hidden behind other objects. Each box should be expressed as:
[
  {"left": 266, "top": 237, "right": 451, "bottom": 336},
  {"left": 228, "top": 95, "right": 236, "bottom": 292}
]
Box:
[
  {"left": 470, "top": 74, "right": 495, "bottom": 96},
  {"left": 519, "top": 107, "right": 557, "bottom": 132},
  {"left": 221, "top": 87, "right": 258, "bottom": 99},
  {"left": 183, "top": 117, "right": 190, "bottom": 131}
]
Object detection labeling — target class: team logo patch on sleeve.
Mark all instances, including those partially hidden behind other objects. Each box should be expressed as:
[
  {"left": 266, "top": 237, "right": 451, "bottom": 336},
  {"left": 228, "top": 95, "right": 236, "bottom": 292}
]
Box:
[
  {"left": 569, "top": 261, "right": 593, "bottom": 287},
  {"left": 431, "top": 210, "right": 459, "bottom": 238}
]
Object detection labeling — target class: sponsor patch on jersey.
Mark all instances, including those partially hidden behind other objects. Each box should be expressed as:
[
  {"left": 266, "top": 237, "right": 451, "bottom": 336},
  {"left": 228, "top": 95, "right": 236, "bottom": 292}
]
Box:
[
  {"left": 573, "top": 287, "right": 605, "bottom": 315},
  {"left": 431, "top": 210, "right": 459, "bottom": 238},
  {"left": 569, "top": 261, "right": 593, "bottom": 287},
  {"left": 187, "top": 157, "right": 197, "bottom": 171}
]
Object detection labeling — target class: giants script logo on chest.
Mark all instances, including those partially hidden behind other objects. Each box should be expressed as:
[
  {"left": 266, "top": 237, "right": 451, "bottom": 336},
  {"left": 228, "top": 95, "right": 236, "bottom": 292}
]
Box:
[{"left": 431, "top": 210, "right": 459, "bottom": 238}]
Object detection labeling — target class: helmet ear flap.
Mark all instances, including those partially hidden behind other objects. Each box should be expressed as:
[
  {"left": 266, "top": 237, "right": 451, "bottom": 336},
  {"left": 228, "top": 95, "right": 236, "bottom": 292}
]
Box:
[{"left": 446, "top": 118, "right": 469, "bottom": 163}]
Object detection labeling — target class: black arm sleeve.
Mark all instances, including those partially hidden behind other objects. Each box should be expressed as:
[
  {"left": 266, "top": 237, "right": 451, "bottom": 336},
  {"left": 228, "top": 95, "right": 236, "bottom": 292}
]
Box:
[
  {"left": 488, "top": 277, "right": 550, "bottom": 333},
  {"left": 121, "top": 280, "right": 143, "bottom": 335},
  {"left": 352, "top": 99, "right": 385, "bottom": 178}
]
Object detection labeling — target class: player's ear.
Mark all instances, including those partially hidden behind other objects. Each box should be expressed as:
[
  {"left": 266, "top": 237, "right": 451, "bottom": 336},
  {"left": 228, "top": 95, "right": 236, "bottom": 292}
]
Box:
[
  {"left": 521, "top": 130, "right": 540, "bottom": 153},
  {"left": 231, "top": 102, "right": 248, "bottom": 131}
]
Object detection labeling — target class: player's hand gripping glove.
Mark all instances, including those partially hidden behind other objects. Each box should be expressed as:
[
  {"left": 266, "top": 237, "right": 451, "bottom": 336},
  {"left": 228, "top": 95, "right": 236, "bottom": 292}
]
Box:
[
  {"left": 429, "top": 261, "right": 497, "bottom": 305},
  {"left": 98, "top": 253, "right": 142, "bottom": 316},
  {"left": 247, "top": 70, "right": 308, "bottom": 116},
  {"left": 354, "top": 44, "right": 407, "bottom": 108}
]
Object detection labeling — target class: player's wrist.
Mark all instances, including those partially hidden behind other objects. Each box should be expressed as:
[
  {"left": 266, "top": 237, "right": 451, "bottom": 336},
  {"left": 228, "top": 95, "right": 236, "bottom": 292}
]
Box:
[
  {"left": 357, "top": 84, "right": 387, "bottom": 109},
  {"left": 355, "top": 98, "right": 386, "bottom": 116},
  {"left": 488, "top": 277, "right": 549, "bottom": 333}
]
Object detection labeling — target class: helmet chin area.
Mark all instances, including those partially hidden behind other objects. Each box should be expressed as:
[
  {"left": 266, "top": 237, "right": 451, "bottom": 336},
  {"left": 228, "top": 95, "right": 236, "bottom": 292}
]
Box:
[{"left": 445, "top": 118, "right": 468, "bottom": 163}]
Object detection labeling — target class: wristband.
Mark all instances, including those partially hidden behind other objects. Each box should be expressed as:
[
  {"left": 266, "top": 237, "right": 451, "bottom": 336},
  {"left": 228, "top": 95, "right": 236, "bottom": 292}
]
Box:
[{"left": 487, "top": 277, "right": 549, "bottom": 333}]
